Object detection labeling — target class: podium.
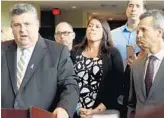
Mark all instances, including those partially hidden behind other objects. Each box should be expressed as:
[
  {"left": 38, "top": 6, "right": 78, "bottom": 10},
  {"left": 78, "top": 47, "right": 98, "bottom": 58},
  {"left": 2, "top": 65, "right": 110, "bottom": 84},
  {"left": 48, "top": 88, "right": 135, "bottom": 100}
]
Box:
[{"left": 1, "top": 106, "right": 56, "bottom": 118}]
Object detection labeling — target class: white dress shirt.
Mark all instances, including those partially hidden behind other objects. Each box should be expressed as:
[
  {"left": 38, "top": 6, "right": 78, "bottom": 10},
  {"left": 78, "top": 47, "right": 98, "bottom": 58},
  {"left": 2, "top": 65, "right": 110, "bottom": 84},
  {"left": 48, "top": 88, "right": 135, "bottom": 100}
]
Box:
[
  {"left": 17, "top": 46, "right": 35, "bottom": 79},
  {"left": 144, "top": 48, "right": 164, "bottom": 82}
]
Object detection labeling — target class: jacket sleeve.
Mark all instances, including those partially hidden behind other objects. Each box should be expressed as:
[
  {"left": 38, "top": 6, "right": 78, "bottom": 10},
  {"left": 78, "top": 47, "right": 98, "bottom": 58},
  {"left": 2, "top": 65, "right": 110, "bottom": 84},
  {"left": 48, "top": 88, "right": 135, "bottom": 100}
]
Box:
[
  {"left": 99, "top": 48, "right": 124, "bottom": 109},
  {"left": 127, "top": 66, "right": 136, "bottom": 118},
  {"left": 56, "top": 46, "right": 79, "bottom": 118}
]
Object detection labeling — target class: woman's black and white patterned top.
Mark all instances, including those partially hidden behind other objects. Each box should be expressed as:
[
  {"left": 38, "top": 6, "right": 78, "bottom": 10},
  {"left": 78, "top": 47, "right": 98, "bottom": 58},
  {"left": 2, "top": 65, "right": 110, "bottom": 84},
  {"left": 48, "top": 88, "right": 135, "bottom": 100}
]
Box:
[{"left": 74, "top": 54, "right": 103, "bottom": 109}]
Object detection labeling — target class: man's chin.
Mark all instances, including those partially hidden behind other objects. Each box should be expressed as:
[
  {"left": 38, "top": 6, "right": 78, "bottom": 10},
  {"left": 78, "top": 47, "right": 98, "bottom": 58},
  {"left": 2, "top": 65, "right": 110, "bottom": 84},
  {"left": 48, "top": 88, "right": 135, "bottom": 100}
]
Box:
[
  {"left": 130, "top": 17, "right": 139, "bottom": 21},
  {"left": 142, "top": 45, "right": 149, "bottom": 50},
  {"left": 63, "top": 43, "right": 69, "bottom": 46},
  {"left": 19, "top": 42, "right": 31, "bottom": 48}
]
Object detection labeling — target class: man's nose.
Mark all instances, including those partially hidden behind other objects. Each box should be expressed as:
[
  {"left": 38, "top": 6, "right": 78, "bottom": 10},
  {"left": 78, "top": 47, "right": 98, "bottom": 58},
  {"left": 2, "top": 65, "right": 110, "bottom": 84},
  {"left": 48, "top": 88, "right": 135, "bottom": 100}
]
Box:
[
  {"left": 60, "top": 33, "right": 65, "bottom": 38},
  {"left": 132, "top": 5, "right": 137, "bottom": 11},
  {"left": 137, "top": 30, "right": 142, "bottom": 38},
  {"left": 20, "top": 24, "right": 26, "bottom": 32}
]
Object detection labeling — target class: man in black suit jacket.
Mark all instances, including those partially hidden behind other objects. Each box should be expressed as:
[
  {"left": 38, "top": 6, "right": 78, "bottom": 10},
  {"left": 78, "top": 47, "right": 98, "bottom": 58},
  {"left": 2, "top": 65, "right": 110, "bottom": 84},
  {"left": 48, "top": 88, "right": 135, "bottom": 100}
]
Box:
[{"left": 1, "top": 3, "right": 79, "bottom": 118}]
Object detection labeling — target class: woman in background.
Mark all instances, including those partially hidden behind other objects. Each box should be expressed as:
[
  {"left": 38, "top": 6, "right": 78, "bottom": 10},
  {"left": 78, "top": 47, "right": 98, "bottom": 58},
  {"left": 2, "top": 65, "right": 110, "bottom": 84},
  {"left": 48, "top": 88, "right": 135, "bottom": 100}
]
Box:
[{"left": 72, "top": 17, "right": 124, "bottom": 118}]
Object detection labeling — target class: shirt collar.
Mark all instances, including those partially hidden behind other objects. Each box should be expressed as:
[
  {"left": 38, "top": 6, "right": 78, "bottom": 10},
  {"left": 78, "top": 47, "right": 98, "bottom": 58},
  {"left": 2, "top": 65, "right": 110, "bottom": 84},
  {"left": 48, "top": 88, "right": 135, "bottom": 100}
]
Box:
[
  {"left": 121, "top": 23, "right": 137, "bottom": 33},
  {"left": 148, "top": 48, "right": 164, "bottom": 61},
  {"left": 17, "top": 45, "right": 35, "bottom": 54},
  {"left": 120, "top": 24, "right": 127, "bottom": 32}
]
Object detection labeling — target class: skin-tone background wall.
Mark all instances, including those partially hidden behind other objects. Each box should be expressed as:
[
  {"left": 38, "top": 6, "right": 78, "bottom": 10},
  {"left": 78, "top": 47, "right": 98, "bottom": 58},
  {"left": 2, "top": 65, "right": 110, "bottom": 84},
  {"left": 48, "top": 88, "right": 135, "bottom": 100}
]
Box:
[
  {"left": 1, "top": 1, "right": 88, "bottom": 28},
  {"left": 1, "top": 1, "right": 41, "bottom": 28}
]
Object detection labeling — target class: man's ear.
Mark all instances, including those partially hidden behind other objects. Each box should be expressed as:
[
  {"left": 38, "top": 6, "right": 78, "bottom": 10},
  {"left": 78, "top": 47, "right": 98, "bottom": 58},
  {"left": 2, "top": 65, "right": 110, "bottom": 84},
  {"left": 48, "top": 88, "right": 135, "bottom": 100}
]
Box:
[
  {"left": 54, "top": 34, "right": 56, "bottom": 40},
  {"left": 10, "top": 24, "right": 12, "bottom": 28},
  {"left": 72, "top": 32, "right": 76, "bottom": 40},
  {"left": 10, "top": 24, "right": 14, "bottom": 34},
  {"left": 37, "top": 19, "right": 40, "bottom": 28},
  {"left": 157, "top": 28, "right": 164, "bottom": 38}
]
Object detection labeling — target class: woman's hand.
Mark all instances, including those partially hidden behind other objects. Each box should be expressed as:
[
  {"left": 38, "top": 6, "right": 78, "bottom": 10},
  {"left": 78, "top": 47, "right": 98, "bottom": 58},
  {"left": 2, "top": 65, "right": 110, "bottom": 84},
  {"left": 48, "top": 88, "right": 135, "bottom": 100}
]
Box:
[{"left": 79, "top": 108, "right": 93, "bottom": 118}]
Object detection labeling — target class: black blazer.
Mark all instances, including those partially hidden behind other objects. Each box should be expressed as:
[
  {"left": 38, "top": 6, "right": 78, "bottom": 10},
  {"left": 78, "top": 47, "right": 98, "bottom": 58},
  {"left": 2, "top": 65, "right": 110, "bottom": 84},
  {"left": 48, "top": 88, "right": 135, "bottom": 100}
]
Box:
[
  {"left": 71, "top": 46, "right": 124, "bottom": 110},
  {"left": 1, "top": 36, "right": 79, "bottom": 118}
]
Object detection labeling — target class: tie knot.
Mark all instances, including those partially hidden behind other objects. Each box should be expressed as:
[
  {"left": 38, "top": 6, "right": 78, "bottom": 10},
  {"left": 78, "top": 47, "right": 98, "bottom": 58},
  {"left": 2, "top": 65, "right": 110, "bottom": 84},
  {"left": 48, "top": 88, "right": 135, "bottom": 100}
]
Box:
[
  {"left": 149, "top": 55, "right": 157, "bottom": 63},
  {"left": 20, "top": 48, "right": 25, "bottom": 56},
  {"left": 21, "top": 48, "right": 29, "bottom": 56}
]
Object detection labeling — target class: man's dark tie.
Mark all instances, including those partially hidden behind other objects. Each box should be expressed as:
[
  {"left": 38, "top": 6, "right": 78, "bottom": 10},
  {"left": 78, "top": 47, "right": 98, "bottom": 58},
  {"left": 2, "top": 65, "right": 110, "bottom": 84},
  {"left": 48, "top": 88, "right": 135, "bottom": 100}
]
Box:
[{"left": 145, "top": 55, "right": 157, "bottom": 97}]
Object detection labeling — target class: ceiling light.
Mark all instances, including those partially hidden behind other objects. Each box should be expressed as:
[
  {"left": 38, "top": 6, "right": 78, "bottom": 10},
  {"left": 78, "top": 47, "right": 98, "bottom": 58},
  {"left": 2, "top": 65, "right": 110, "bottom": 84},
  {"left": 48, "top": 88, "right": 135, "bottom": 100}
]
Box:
[
  {"left": 72, "top": 6, "right": 76, "bottom": 9},
  {"left": 108, "top": 18, "right": 113, "bottom": 20},
  {"left": 92, "top": 13, "right": 97, "bottom": 15}
]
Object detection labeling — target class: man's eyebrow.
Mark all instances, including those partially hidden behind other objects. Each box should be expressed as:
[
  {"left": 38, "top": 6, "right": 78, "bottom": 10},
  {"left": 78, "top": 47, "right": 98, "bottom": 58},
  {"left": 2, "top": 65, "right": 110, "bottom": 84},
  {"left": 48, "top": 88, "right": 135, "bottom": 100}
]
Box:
[
  {"left": 89, "top": 23, "right": 94, "bottom": 25},
  {"left": 128, "top": 3, "right": 133, "bottom": 6},
  {"left": 56, "top": 31, "right": 73, "bottom": 32}
]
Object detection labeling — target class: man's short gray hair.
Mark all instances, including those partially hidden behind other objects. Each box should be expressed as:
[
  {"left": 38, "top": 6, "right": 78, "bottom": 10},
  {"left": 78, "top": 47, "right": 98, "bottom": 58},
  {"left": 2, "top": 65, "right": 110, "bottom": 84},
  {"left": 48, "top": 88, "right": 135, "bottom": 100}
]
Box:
[
  {"left": 140, "top": 9, "right": 164, "bottom": 30},
  {"left": 9, "top": 3, "right": 38, "bottom": 20},
  {"left": 140, "top": 9, "right": 164, "bottom": 39}
]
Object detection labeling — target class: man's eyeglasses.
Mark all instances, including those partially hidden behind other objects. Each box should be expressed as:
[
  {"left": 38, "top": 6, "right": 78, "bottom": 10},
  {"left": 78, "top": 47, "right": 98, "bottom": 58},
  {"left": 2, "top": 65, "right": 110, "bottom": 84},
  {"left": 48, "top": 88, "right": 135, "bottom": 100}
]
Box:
[{"left": 55, "top": 31, "right": 73, "bottom": 36}]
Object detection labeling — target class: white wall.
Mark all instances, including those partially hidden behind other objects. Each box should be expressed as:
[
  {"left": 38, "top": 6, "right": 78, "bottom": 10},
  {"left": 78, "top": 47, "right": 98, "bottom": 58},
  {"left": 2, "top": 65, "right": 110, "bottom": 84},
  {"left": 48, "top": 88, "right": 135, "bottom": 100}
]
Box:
[
  {"left": 1, "top": 1, "right": 40, "bottom": 28},
  {"left": 55, "top": 9, "right": 88, "bottom": 28}
]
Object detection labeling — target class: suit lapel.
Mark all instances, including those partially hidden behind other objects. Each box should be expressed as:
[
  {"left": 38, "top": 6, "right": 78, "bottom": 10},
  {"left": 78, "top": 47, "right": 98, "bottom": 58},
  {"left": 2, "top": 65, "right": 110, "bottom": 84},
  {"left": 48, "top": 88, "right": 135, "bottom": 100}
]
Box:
[
  {"left": 6, "top": 42, "right": 18, "bottom": 95},
  {"left": 138, "top": 56, "right": 147, "bottom": 99},
  {"left": 19, "top": 37, "right": 47, "bottom": 89},
  {"left": 148, "top": 58, "right": 164, "bottom": 98}
]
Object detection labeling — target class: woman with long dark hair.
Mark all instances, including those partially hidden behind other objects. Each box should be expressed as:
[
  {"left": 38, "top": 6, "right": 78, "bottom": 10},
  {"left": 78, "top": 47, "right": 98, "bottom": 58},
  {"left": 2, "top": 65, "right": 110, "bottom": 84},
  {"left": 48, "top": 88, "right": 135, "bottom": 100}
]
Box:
[{"left": 72, "top": 17, "right": 124, "bottom": 118}]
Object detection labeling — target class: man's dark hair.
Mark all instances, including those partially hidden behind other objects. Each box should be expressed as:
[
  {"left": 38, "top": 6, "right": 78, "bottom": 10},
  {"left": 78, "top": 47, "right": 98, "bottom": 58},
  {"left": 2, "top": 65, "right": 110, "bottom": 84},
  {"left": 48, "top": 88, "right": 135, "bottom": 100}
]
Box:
[{"left": 127, "top": 0, "right": 147, "bottom": 9}]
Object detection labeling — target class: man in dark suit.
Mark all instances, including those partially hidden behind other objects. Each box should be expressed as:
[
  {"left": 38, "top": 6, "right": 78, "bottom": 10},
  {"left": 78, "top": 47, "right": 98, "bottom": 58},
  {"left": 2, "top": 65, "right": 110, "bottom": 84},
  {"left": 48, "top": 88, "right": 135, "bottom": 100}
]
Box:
[
  {"left": 128, "top": 9, "right": 164, "bottom": 118},
  {"left": 1, "top": 3, "right": 79, "bottom": 118}
]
